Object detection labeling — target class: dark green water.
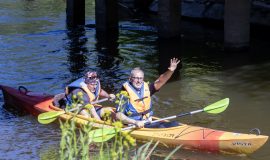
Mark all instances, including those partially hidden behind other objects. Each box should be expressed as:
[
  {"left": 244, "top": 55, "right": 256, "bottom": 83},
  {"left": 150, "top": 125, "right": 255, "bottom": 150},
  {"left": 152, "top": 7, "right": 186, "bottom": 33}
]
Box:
[{"left": 0, "top": 0, "right": 270, "bottom": 159}]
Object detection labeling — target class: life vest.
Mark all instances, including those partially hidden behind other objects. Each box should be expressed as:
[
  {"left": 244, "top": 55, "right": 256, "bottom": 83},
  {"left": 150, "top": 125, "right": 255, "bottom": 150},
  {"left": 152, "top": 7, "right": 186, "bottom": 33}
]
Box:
[
  {"left": 122, "top": 81, "right": 153, "bottom": 120},
  {"left": 65, "top": 78, "right": 101, "bottom": 103}
]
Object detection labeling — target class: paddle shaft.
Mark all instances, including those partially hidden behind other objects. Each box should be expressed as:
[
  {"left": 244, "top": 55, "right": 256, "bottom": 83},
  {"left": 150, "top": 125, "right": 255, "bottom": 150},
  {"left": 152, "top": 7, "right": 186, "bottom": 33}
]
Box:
[
  {"left": 68, "top": 98, "right": 109, "bottom": 112},
  {"left": 92, "top": 97, "right": 109, "bottom": 105},
  {"left": 122, "top": 109, "right": 205, "bottom": 131},
  {"left": 88, "top": 98, "right": 229, "bottom": 142},
  {"left": 149, "top": 109, "right": 204, "bottom": 123},
  {"left": 67, "top": 97, "right": 109, "bottom": 112}
]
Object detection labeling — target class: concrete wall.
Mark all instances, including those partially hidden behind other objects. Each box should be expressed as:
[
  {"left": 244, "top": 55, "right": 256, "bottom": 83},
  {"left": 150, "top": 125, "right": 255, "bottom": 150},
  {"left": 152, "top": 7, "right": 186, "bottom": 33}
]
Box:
[{"left": 150, "top": 0, "right": 270, "bottom": 26}]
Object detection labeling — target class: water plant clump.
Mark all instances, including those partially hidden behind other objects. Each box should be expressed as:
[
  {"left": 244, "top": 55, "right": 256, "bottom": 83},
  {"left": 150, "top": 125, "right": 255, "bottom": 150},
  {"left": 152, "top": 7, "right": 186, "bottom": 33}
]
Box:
[{"left": 59, "top": 91, "right": 180, "bottom": 159}]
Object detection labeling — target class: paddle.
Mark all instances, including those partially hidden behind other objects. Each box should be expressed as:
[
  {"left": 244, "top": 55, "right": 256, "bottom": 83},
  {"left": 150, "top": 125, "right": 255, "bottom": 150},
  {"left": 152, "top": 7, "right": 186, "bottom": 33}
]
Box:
[
  {"left": 124, "top": 97, "right": 229, "bottom": 130},
  {"left": 88, "top": 98, "right": 229, "bottom": 142},
  {"left": 38, "top": 98, "right": 109, "bottom": 124}
]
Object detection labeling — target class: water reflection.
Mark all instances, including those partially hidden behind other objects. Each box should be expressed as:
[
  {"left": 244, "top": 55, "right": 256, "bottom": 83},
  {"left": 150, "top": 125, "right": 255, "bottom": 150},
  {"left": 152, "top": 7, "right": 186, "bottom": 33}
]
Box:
[
  {"left": 157, "top": 38, "right": 182, "bottom": 81},
  {"left": 151, "top": 148, "right": 251, "bottom": 160},
  {"left": 221, "top": 51, "right": 270, "bottom": 70},
  {"left": 65, "top": 26, "right": 88, "bottom": 81},
  {"left": 96, "top": 28, "right": 119, "bottom": 58},
  {"left": 95, "top": 28, "right": 120, "bottom": 92},
  {"left": 2, "top": 104, "right": 29, "bottom": 117},
  {"left": 39, "top": 145, "right": 59, "bottom": 160}
]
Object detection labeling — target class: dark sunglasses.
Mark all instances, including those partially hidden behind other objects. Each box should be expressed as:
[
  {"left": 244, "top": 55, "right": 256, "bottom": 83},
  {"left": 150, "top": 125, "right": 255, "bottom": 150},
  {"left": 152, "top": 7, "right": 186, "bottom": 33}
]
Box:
[
  {"left": 85, "top": 77, "right": 99, "bottom": 84},
  {"left": 131, "top": 77, "right": 144, "bottom": 81},
  {"left": 86, "top": 76, "right": 98, "bottom": 80}
]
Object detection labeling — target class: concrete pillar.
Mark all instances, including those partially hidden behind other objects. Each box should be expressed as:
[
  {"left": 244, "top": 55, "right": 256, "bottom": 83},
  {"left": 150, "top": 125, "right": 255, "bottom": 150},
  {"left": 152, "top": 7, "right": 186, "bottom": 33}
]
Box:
[
  {"left": 158, "top": 0, "right": 181, "bottom": 39},
  {"left": 134, "top": 0, "right": 153, "bottom": 12},
  {"left": 66, "top": 0, "right": 85, "bottom": 27},
  {"left": 224, "top": 0, "right": 250, "bottom": 50},
  {"left": 95, "top": 0, "right": 118, "bottom": 32}
]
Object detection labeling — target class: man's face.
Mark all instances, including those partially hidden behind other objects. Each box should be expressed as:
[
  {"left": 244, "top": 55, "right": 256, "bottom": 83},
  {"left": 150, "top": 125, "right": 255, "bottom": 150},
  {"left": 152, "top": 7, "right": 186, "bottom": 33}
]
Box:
[
  {"left": 130, "top": 71, "right": 144, "bottom": 90},
  {"left": 87, "top": 82, "right": 97, "bottom": 92}
]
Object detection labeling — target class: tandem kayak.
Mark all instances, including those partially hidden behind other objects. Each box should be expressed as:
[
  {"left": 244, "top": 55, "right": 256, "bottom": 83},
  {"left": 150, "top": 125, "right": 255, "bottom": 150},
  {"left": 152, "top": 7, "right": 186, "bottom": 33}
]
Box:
[{"left": 0, "top": 85, "right": 268, "bottom": 155}]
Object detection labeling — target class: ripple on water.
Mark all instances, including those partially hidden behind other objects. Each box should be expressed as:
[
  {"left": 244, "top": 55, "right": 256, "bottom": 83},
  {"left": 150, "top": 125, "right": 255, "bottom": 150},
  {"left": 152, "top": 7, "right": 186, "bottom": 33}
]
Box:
[{"left": 0, "top": 108, "right": 60, "bottom": 159}]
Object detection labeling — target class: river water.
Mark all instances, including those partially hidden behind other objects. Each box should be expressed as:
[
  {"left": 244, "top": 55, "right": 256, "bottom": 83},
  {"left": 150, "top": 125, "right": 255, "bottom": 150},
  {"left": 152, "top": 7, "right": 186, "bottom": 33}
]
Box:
[{"left": 0, "top": 0, "right": 270, "bottom": 159}]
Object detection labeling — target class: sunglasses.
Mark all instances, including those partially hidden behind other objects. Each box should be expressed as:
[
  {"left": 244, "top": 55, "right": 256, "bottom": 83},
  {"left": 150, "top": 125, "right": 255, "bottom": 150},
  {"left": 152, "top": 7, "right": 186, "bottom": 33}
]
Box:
[
  {"left": 86, "top": 76, "right": 98, "bottom": 80},
  {"left": 131, "top": 77, "right": 144, "bottom": 81},
  {"left": 85, "top": 77, "right": 98, "bottom": 84}
]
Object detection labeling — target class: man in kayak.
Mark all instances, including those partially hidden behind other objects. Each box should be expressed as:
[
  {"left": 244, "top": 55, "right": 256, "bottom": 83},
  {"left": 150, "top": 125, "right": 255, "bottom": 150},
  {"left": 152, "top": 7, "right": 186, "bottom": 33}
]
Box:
[
  {"left": 65, "top": 71, "right": 116, "bottom": 120},
  {"left": 116, "top": 58, "right": 180, "bottom": 128}
]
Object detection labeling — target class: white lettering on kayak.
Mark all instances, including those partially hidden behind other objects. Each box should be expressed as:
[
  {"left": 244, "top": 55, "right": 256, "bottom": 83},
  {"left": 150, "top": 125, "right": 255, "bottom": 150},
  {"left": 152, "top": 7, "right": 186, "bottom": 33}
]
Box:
[
  {"left": 155, "top": 133, "right": 175, "bottom": 138},
  {"left": 232, "top": 133, "right": 241, "bottom": 136},
  {"left": 232, "top": 142, "right": 252, "bottom": 146}
]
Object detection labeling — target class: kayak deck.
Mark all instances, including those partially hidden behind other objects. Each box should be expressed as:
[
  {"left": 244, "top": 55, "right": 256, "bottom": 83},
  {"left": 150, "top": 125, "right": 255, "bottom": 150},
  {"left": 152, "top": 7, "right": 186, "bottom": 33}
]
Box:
[{"left": 0, "top": 85, "right": 268, "bottom": 155}]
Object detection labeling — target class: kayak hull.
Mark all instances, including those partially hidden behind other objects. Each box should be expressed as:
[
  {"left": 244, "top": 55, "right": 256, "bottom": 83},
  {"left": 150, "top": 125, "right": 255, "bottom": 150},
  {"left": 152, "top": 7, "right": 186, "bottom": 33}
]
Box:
[{"left": 0, "top": 85, "right": 268, "bottom": 155}]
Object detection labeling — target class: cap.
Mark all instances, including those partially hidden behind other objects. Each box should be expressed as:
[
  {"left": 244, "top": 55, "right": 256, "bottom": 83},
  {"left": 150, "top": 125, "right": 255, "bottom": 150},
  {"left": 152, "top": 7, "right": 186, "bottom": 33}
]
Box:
[{"left": 84, "top": 71, "right": 99, "bottom": 84}]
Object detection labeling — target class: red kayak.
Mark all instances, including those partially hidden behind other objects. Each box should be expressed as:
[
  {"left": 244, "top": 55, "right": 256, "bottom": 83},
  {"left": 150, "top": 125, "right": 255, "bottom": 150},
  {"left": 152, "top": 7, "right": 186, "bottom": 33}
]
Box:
[{"left": 0, "top": 85, "right": 268, "bottom": 155}]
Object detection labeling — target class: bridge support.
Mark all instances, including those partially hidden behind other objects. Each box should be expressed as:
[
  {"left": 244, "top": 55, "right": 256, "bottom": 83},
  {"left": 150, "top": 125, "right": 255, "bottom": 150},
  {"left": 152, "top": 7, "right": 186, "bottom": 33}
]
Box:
[
  {"left": 224, "top": 0, "right": 250, "bottom": 50},
  {"left": 158, "top": 0, "right": 181, "bottom": 39},
  {"left": 66, "top": 0, "right": 85, "bottom": 27},
  {"left": 95, "top": 0, "right": 118, "bottom": 32}
]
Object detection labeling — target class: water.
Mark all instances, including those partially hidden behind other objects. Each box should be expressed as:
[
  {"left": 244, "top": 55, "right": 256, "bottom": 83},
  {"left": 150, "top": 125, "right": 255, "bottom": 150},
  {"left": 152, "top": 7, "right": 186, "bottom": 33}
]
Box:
[{"left": 1, "top": 0, "right": 270, "bottom": 159}]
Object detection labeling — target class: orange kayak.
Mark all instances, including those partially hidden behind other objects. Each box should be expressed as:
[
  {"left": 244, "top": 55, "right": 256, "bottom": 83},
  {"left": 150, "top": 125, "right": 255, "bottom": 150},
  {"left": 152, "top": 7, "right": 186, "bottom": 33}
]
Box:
[{"left": 0, "top": 85, "right": 268, "bottom": 155}]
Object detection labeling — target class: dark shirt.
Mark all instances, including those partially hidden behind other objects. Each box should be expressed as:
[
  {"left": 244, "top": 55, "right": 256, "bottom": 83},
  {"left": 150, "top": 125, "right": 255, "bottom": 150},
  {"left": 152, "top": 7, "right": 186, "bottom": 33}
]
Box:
[{"left": 149, "top": 83, "right": 158, "bottom": 96}]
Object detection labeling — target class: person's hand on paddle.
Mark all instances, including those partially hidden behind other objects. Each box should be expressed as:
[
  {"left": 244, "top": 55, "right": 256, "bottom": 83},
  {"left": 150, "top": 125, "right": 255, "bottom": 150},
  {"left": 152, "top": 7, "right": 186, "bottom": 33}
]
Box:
[
  {"left": 146, "top": 117, "right": 152, "bottom": 123},
  {"left": 135, "top": 120, "right": 145, "bottom": 128},
  {"left": 168, "top": 57, "right": 180, "bottom": 71},
  {"left": 109, "top": 94, "right": 116, "bottom": 101}
]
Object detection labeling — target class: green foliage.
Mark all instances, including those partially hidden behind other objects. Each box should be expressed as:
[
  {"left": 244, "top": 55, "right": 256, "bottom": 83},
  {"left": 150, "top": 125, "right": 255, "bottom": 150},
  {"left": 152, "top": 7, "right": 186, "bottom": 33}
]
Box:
[
  {"left": 60, "top": 120, "right": 78, "bottom": 159},
  {"left": 59, "top": 118, "right": 133, "bottom": 160},
  {"left": 59, "top": 91, "right": 180, "bottom": 159},
  {"left": 59, "top": 118, "right": 180, "bottom": 159},
  {"left": 115, "top": 91, "right": 129, "bottom": 113}
]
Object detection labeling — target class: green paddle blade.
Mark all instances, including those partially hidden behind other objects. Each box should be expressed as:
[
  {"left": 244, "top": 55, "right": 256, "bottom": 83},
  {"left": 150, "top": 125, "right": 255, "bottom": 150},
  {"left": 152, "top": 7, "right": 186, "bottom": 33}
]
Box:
[
  {"left": 38, "top": 111, "right": 65, "bottom": 120},
  {"left": 37, "top": 111, "right": 65, "bottom": 124},
  {"left": 38, "top": 116, "right": 58, "bottom": 124},
  {"left": 203, "top": 98, "right": 229, "bottom": 114},
  {"left": 88, "top": 128, "right": 119, "bottom": 143}
]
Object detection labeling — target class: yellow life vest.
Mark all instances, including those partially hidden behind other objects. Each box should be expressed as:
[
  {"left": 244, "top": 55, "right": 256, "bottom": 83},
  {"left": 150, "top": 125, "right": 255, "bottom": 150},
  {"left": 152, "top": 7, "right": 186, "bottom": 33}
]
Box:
[{"left": 122, "top": 81, "right": 152, "bottom": 120}]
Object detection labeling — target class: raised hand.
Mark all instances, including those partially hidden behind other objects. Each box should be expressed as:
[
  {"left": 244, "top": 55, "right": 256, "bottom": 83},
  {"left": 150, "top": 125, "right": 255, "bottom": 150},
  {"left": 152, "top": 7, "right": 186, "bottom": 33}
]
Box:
[{"left": 168, "top": 57, "right": 180, "bottom": 71}]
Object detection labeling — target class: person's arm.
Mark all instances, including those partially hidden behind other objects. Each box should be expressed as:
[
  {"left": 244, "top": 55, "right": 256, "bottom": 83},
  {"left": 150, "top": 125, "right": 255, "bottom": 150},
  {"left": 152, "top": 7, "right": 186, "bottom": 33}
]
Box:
[
  {"left": 99, "top": 89, "right": 109, "bottom": 98},
  {"left": 89, "top": 107, "right": 101, "bottom": 120},
  {"left": 72, "top": 89, "right": 101, "bottom": 120},
  {"left": 116, "top": 112, "right": 145, "bottom": 128},
  {"left": 99, "top": 89, "right": 115, "bottom": 100},
  {"left": 153, "top": 58, "right": 180, "bottom": 90}
]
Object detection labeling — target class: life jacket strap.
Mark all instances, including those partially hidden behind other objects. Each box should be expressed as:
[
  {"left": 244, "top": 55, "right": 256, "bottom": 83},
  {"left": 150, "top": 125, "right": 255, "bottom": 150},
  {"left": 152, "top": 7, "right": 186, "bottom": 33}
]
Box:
[{"left": 129, "top": 108, "right": 152, "bottom": 117}]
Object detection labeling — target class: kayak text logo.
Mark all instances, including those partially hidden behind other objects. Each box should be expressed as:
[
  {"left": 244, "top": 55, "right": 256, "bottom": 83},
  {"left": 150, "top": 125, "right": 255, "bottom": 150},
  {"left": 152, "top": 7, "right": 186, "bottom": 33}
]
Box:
[{"left": 232, "top": 141, "right": 252, "bottom": 146}]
